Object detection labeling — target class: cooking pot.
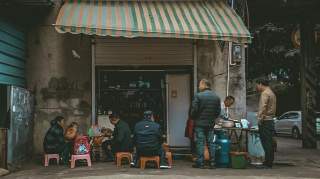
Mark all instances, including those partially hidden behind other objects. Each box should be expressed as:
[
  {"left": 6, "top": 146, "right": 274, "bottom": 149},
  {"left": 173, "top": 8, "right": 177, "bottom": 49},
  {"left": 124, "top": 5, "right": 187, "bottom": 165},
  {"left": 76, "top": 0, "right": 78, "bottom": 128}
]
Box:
[
  {"left": 222, "top": 120, "right": 235, "bottom": 128},
  {"left": 215, "top": 118, "right": 224, "bottom": 125}
]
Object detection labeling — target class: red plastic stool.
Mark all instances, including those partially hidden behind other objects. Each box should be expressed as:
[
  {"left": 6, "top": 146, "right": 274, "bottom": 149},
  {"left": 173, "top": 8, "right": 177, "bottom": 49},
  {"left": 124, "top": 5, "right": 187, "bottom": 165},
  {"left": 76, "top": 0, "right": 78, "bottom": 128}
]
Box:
[
  {"left": 140, "top": 156, "right": 160, "bottom": 169},
  {"left": 116, "top": 152, "right": 132, "bottom": 167},
  {"left": 44, "top": 154, "right": 59, "bottom": 167},
  {"left": 70, "top": 154, "right": 92, "bottom": 168}
]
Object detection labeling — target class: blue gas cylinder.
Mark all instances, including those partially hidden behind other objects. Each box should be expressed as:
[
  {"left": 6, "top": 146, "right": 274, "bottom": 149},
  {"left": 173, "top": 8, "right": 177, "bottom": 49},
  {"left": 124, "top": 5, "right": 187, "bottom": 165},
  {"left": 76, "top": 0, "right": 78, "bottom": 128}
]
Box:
[{"left": 215, "top": 131, "right": 231, "bottom": 168}]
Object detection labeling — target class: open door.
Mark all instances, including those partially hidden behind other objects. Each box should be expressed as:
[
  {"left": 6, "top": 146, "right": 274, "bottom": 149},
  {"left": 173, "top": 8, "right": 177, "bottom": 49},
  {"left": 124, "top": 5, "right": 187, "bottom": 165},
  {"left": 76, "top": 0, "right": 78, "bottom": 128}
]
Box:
[{"left": 167, "top": 74, "right": 191, "bottom": 147}]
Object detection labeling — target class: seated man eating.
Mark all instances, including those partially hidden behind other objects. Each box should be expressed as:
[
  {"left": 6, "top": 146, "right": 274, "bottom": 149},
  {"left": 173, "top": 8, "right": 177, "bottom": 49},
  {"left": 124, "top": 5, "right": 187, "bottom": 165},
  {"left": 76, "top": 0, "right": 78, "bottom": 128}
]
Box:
[
  {"left": 133, "top": 111, "right": 169, "bottom": 169},
  {"left": 109, "top": 112, "right": 133, "bottom": 154}
]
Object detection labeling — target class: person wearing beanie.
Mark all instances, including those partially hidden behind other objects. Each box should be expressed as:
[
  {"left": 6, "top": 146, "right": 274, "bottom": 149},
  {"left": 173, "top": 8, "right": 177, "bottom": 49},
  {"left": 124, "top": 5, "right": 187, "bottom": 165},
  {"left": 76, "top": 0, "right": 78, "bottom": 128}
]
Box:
[{"left": 133, "top": 111, "right": 169, "bottom": 169}]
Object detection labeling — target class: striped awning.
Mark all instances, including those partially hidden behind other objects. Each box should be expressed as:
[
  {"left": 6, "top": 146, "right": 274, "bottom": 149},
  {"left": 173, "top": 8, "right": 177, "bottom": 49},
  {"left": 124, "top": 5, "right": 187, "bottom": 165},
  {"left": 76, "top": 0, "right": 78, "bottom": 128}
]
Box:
[{"left": 55, "top": 0, "right": 251, "bottom": 43}]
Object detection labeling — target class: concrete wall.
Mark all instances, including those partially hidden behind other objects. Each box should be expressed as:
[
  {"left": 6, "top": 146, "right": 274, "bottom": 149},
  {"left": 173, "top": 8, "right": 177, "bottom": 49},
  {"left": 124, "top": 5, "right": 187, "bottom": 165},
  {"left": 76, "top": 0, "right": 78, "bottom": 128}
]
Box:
[
  {"left": 26, "top": 1, "right": 92, "bottom": 155},
  {"left": 197, "top": 40, "right": 246, "bottom": 119}
]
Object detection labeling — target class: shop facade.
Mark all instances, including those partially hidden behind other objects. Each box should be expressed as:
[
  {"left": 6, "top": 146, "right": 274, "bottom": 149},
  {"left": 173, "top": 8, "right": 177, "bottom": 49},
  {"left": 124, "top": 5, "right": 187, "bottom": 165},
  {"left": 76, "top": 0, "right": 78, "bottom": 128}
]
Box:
[{"left": 27, "top": 0, "right": 251, "bottom": 154}]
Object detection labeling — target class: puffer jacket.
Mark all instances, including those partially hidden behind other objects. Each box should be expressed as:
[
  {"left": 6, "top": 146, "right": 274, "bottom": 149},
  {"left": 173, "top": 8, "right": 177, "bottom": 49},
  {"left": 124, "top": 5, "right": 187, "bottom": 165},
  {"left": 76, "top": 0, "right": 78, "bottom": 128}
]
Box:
[
  {"left": 112, "top": 120, "right": 133, "bottom": 153},
  {"left": 43, "top": 120, "right": 65, "bottom": 154},
  {"left": 190, "top": 89, "right": 221, "bottom": 128},
  {"left": 133, "top": 119, "right": 162, "bottom": 151}
]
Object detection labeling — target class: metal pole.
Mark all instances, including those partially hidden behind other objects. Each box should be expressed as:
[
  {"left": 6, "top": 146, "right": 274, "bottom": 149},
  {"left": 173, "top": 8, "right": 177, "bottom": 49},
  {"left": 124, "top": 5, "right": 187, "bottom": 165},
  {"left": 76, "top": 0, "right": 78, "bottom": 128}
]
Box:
[
  {"left": 226, "top": 0, "right": 235, "bottom": 115},
  {"left": 226, "top": 42, "right": 232, "bottom": 116},
  {"left": 193, "top": 40, "right": 198, "bottom": 94},
  {"left": 91, "top": 38, "right": 96, "bottom": 125}
]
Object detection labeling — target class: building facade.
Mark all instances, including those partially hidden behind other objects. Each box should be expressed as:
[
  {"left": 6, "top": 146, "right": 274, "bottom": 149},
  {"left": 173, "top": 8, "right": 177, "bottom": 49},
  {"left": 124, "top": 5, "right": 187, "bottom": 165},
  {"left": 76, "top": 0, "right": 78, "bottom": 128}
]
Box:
[
  {"left": 0, "top": 0, "right": 53, "bottom": 169},
  {"left": 24, "top": 0, "right": 250, "bottom": 155}
]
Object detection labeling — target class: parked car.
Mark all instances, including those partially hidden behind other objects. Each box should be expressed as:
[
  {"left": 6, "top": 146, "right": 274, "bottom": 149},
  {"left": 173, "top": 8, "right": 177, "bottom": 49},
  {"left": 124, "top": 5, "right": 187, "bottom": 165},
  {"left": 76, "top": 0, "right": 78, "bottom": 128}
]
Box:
[{"left": 274, "top": 111, "right": 302, "bottom": 139}]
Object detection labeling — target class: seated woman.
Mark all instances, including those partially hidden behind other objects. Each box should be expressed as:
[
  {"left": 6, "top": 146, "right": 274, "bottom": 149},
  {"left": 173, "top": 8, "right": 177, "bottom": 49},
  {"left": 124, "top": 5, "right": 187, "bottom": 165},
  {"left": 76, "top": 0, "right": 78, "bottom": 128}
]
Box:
[{"left": 43, "top": 116, "right": 69, "bottom": 163}]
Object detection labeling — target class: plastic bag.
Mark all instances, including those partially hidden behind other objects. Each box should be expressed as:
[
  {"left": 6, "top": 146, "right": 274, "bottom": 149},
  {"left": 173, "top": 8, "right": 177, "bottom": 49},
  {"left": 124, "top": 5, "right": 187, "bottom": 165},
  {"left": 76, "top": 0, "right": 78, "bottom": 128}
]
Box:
[{"left": 248, "top": 132, "right": 264, "bottom": 163}]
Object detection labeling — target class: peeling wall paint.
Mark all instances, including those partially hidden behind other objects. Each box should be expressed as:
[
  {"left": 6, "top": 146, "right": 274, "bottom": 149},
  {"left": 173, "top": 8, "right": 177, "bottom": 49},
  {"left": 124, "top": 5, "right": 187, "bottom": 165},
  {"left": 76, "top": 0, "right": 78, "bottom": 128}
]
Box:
[{"left": 26, "top": 1, "right": 92, "bottom": 153}]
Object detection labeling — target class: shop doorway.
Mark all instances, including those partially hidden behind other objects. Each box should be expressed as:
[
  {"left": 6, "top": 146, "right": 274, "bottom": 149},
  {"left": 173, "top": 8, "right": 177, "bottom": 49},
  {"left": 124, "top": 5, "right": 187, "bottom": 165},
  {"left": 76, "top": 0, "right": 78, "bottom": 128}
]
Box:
[
  {"left": 96, "top": 67, "right": 193, "bottom": 147},
  {"left": 96, "top": 69, "right": 167, "bottom": 130},
  {"left": 0, "top": 84, "right": 8, "bottom": 128}
]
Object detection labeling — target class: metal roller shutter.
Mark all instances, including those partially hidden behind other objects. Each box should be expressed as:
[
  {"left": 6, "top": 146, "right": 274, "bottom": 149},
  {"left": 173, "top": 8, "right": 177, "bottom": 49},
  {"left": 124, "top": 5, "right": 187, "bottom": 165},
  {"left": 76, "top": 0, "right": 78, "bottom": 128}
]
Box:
[
  {"left": 0, "top": 20, "right": 25, "bottom": 86},
  {"left": 95, "top": 38, "right": 193, "bottom": 66}
]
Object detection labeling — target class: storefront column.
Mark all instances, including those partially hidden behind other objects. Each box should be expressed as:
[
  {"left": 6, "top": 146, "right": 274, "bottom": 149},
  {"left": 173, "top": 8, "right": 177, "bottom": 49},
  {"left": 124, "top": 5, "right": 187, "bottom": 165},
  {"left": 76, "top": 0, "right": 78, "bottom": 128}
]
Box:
[{"left": 300, "top": 20, "right": 318, "bottom": 149}]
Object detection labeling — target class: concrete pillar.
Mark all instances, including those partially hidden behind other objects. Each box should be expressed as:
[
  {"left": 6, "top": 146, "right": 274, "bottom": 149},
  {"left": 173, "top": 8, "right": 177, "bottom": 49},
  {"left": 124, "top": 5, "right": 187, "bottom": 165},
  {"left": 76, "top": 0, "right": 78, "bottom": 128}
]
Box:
[
  {"left": 26, "top": 0, "right": 92, "bottom": 154},
  {"left": 228, "top": 45, "right": 247, "bottom": 119},
  {"left": 197, "top": 41, "right": 247, "bottom": 119},
  {"left": 197, "top": 40, "right": 227, "bottom": 98},
  {"left": 300, "top": 20, "right": 318, "bottom": 149}
]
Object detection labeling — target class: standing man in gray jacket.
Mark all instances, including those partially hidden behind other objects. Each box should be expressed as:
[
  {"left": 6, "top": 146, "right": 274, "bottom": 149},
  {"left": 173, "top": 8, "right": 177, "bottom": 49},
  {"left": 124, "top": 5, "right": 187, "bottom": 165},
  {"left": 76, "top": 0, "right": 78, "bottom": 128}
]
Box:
[{"left": 190, "top": 79, "right": 221, "bottom": 169}]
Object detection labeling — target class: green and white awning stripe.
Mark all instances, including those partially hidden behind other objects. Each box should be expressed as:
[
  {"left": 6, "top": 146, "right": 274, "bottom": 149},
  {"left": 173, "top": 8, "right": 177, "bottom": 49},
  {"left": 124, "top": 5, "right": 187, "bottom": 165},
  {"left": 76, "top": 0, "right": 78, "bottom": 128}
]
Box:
[{"left": 55, "top": 0, "right": 251, "bottom": 43}]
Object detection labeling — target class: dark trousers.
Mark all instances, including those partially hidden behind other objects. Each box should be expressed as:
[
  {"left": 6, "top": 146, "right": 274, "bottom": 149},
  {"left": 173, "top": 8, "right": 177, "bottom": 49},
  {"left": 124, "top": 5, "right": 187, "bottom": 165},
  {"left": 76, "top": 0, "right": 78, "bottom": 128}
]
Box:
[
  {"left": 134, "top": 146, "right": 167, "bottom": 166},
  {"left": 190, "top": 140, "right": 196, "bottom": 155},
  {"left": 259, "top": 120, "right": 275, "bottom": 167},
  {"left": 102, "top": 140, "right": 114, "bottom": 161},
  {"left": 194, "top": 127, "right": 216, "bottom": 166}
]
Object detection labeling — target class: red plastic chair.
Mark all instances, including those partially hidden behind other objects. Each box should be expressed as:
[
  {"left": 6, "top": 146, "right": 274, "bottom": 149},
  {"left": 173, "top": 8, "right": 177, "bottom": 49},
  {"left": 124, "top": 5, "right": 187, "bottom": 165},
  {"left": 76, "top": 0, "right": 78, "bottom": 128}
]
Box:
[
  {"left": 70, "top": 154, "right": 92, "bottom": 169},
  {"left": 44, "top": 154, "right": 59, "bottom": 167}
]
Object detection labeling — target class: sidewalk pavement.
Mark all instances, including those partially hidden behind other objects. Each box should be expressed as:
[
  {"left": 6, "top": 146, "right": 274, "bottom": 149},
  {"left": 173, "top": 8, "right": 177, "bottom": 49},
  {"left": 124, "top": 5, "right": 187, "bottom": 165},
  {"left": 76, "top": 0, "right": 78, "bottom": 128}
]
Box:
[
  {"left": 2, "top": 137, "right": 320, "bottom": 179},
  {"left": 0, "top": 168, "right": 9, "bottom": 177}
]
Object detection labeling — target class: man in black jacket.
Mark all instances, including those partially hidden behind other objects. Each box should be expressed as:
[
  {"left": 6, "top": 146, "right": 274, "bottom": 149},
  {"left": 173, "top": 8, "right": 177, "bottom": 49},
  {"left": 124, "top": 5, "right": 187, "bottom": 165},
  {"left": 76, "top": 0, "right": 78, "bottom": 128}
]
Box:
[
  {"left": 109, "top": 112, "right": 132, "bottom": 154},
  {"left": 190, "top": 79, "right": 221, "bottom": 169},
  {"left": 133, "top": 111, "right": 169, "bottom": 169}
]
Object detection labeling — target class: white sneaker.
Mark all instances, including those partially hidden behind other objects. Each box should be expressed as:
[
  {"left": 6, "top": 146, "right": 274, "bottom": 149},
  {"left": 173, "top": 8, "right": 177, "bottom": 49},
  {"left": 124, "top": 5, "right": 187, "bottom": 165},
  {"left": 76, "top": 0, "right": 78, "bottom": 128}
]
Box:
[{"left": 160, "top": 165, "right": 171, "bottom": 169}]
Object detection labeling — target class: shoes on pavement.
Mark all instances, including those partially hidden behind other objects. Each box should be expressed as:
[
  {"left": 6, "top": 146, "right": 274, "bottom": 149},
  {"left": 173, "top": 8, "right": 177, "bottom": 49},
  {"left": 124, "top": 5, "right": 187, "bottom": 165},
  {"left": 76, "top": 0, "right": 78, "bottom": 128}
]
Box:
[
  {"left": 209, "top": 164, "right": 216, "bottom": 169},
  {"left": 160, "top": 165, "right": 171, "bottom": 169},
  {"left": 192, "top": 164, "right": 205, "bottom": 169}
]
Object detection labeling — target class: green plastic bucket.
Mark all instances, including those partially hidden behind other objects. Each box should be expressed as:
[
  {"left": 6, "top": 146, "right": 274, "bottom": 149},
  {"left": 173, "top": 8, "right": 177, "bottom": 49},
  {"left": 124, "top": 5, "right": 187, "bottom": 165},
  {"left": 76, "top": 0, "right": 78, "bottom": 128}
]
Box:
[{"left": 230, "top": 152, "right": 248, "bottom": 169}]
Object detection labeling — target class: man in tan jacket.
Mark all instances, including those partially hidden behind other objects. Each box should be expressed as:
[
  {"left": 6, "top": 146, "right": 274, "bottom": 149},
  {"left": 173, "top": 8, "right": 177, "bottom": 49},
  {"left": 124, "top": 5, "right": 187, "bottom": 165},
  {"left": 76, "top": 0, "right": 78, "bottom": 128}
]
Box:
[{"left": 256, "top": 79, "right": 276, "bottom": 169}]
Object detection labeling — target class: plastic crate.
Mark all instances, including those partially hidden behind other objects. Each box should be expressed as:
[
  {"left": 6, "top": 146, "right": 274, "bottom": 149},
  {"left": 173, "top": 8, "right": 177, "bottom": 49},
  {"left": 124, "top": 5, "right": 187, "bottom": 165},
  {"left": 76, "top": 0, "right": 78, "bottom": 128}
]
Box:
[{"left": 230, "top": 152, "right": 248, "bottom": 169}]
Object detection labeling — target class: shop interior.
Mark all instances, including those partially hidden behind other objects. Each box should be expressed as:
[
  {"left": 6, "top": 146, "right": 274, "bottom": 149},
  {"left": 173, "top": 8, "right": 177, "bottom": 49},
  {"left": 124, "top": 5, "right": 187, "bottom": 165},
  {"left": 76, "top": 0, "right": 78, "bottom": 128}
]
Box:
[
  {"left": 95, "top": 67, "right": 193, "bottom": 146},
  {"left": 96, "top": 68, "right": 167, "bottom": 131}
]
